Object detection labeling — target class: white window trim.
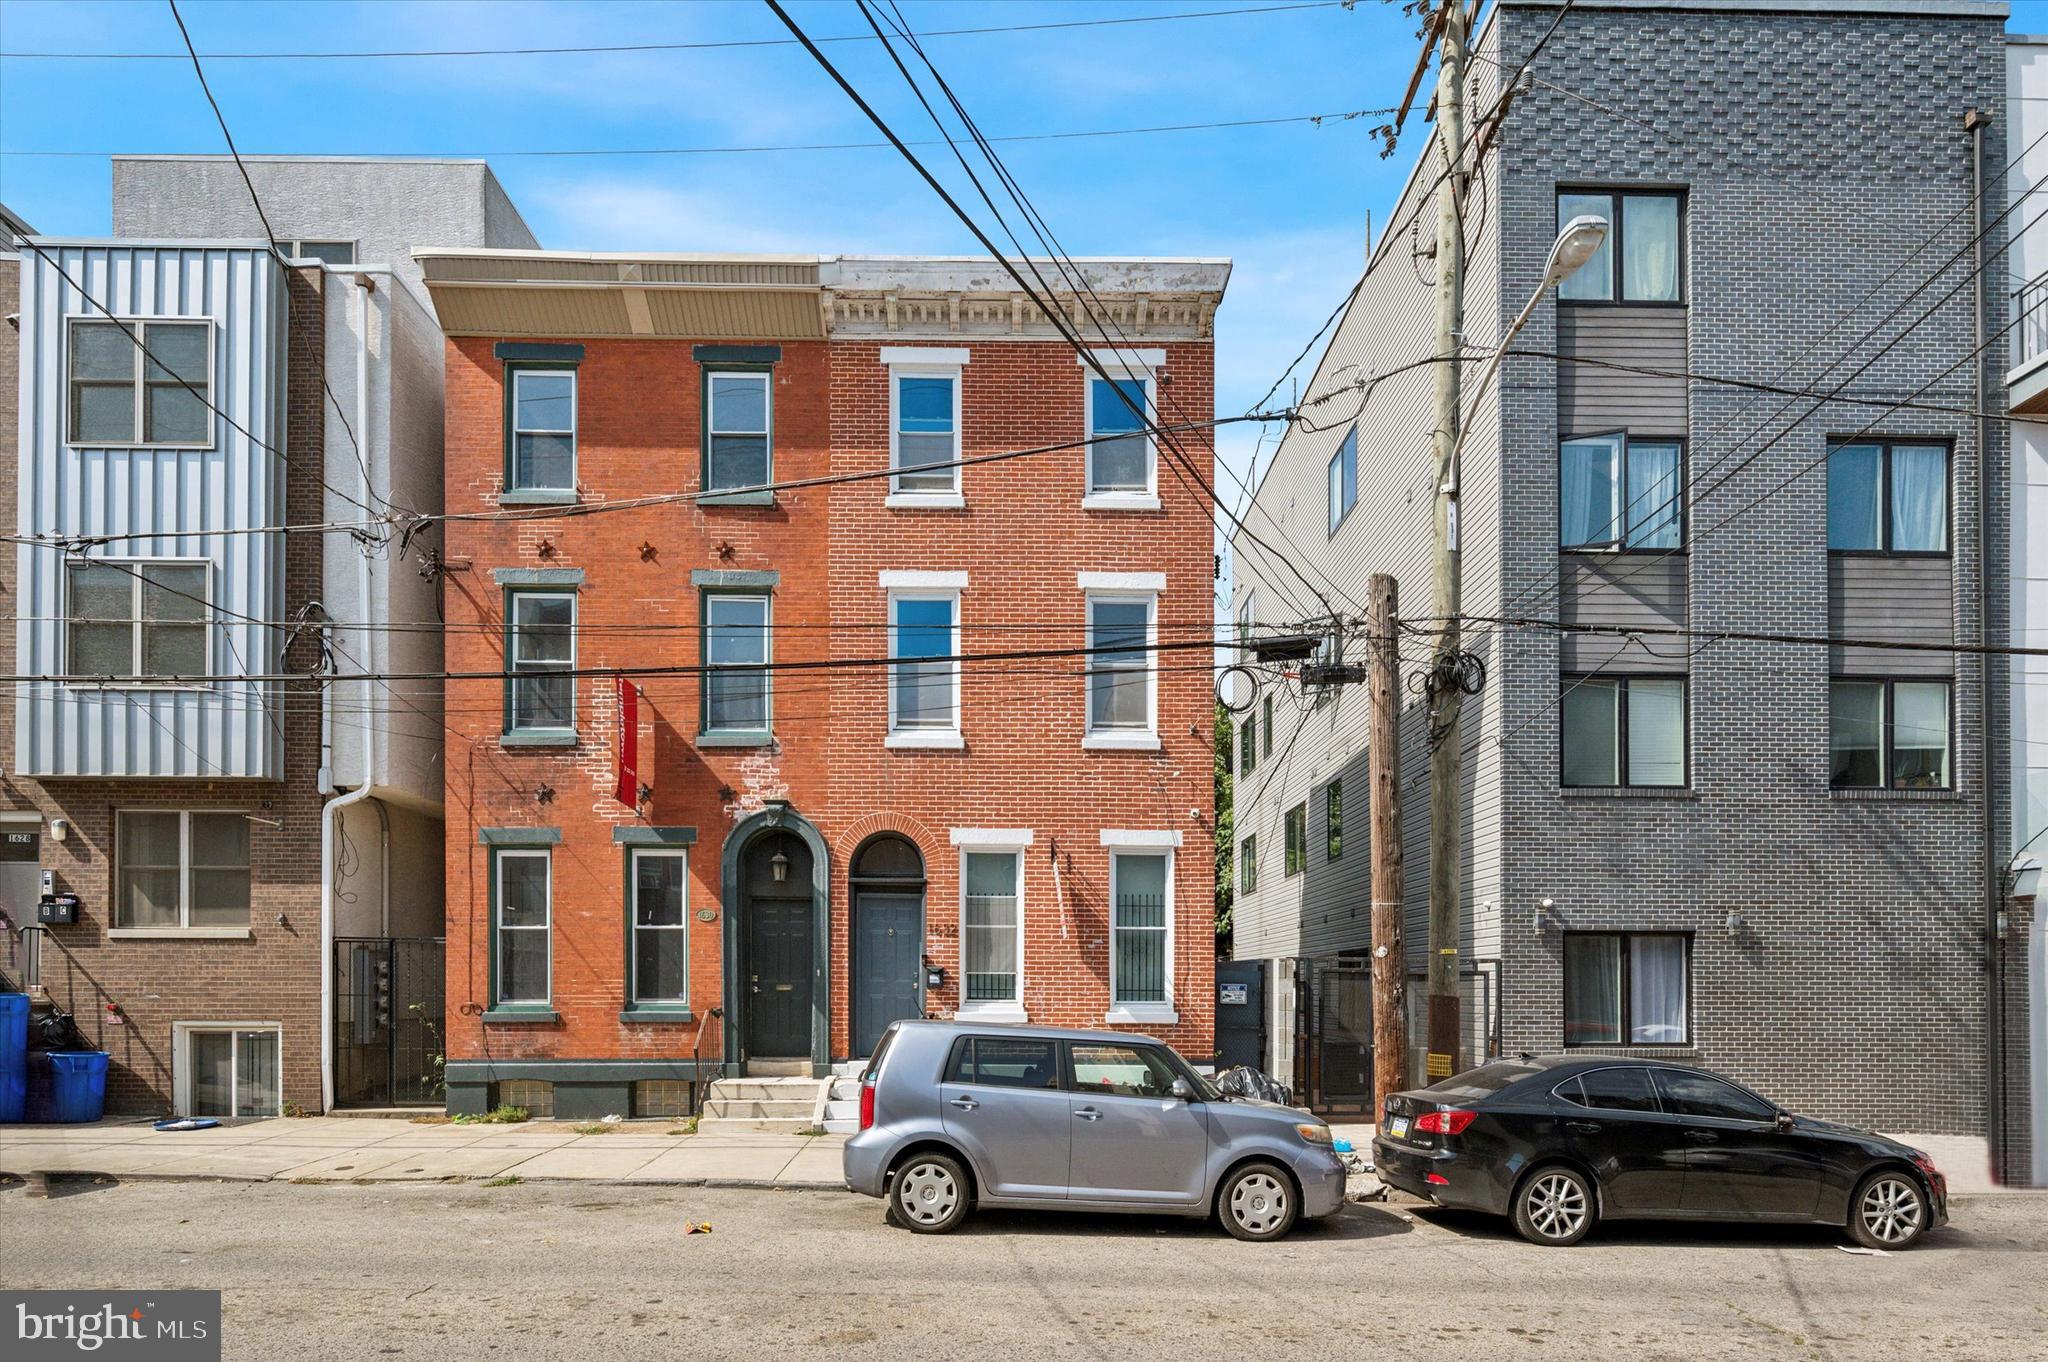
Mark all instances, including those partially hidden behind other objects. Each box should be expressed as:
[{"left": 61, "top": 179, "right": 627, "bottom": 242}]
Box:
[
  {"left": 628, "top": 847, "right": 690, "bottom": 1007},
  {"left": 171, "top": 1021, "right": 283, "bottom": 1119},
  {"left": 1105, "top": 847, "right": 1178, "bottom": 1025},
  {"left": 113, "top": 808, "right": 251, "bottom": 932},
  {"left": 495, "top": 848, "right": 554, "bottom": 1007},
  {"left": 509, "top": 366, "right": 577, "bottom": 492},
  {"left": 507, "top": 590, "right": 577, "bottom": 734},
  {"left": 63, "top": 556, "right": 215, "bottom": 692},
  {"left": 1077, "top": 571, "right": 1167, "bottom": 592},
  {"left": 64, "top": 314, "right": 217, "bottom": 450},
  {"left": 1074, "top": 347, "right": 1165, "bottom": 375},
  {"left": 957, "top": 842, "right": 1027, "bottom": 1020},
  {"left": 704, "top": 369, "right": 773, "bottom": 493},
  {"left": 1099, "top": 829, "right": 1183, "bottom": 848},
  {"left": 1082, "top": 590, "right": 1160, "bottom": 750},
  {"left": 887, "top": 585, "right": 962, "bottom": 745},
  {"left": 1082, "top": 370, "right": 1159, "bottom": 509},
  {"left": 885, "top": 353, "right": 966, "bottom": 500}
]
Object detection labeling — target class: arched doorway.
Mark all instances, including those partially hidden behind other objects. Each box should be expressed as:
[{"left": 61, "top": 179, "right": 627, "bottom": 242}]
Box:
[
  {"left": 850, "top": 834, "right": 926, "bottom": 1058},
  {"left": 721, "top": 803, "right": 830, "bottom": 1073}
]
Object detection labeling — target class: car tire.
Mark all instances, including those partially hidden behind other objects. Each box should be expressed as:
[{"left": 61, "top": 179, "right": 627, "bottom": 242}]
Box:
[
  {"left": 1512, "top": 1165, "right": 1596, "bottom": 1247},
  {"left": 1217, "top": 1161, "right": 1300, "bottom": 1242},
  {"left": 890, "top": 1152, "right": 971, "bottom": 1234},
  {"left": 1847, "top": 1169, "right": 1930, "bottom": 1250}
]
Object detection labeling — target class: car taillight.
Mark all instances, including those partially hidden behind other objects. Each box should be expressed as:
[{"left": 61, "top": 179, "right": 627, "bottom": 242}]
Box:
[
  {"left": 1413, "top": 1108, "right": 1476, "bottom": 1136},
  {"left": 858, "top": 1075, "right": 877, "bottom": 1131}
]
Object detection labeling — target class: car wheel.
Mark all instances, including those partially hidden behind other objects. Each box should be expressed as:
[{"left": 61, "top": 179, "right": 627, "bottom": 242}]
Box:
[
  {"left": 1512, "top": 1166, "right": 1596, "bottom": 1247},
  {"left": 891, "top": 1152, "right": 970, "bottom": 1234},
  {"left": 1848, "top": 1170, "right": 1929, "bottom": 1250},
  {"left": 1218, "top": 1161, "right": 1299, "bottom": 1241}
]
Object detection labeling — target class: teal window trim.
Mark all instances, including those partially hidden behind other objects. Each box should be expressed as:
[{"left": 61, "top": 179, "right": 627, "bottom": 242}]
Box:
[
  {"left": 700, "top": 362, "right": 775, "bottom": 498},
  {"left": 699, "top": 586, "right": 773, "bottom": 741},
  {"left": 503, "top": 360, "right": 579, "bottom": 495},
  {"left": 503, "top": 586, "right": 578, "bottom": 740},
  {"left": 489, "top": 845, "right": 553, "bottom": 1011},
  {"left": 481, "top": 1006, "right": 560, "bottom": 1024},
  {"left": 617, "top": 1008, "right": 695, "bottom": 1024},
  {"left": 623, "top": 843, "right": 691, "bottom": 1012}
]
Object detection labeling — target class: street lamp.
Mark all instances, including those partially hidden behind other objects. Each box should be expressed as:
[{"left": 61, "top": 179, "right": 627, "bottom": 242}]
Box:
[{"left": 1442, "top": 215, "right": 1609, "bottom": 498}]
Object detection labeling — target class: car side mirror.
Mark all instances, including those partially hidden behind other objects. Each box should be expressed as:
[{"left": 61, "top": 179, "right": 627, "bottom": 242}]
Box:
[
  {"left": 1775, "top": 1111, "right": 1795, "bottom": 1132},
  {"left": 1169, "top": 1077, "right": 1196, "bottom": 1102}
]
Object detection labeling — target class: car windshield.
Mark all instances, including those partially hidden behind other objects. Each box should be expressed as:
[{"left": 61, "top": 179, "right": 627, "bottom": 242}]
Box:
[{"left": 1422, "top": 1060, "right": 1545, "bottom": 1101}]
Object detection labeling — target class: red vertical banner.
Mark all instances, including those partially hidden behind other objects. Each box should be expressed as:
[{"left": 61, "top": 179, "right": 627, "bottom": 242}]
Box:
[{"left": 616, "top": 675, "right": 640, "bottom": 809}]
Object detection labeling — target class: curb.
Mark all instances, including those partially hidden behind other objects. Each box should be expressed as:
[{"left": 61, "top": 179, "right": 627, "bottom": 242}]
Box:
[{"left": 5, "top": 1167, "right": 850, "bottom": 1192}]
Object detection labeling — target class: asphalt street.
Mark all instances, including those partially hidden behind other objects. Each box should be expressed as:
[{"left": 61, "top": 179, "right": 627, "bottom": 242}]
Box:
[{"left": 5, "top": 1178, "right": 2044, "bottom": 1360}]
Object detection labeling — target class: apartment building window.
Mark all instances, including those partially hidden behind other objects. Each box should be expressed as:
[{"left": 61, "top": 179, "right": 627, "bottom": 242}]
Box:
[
  {"left": 69, "top": 318, "right": 211, "bottom": 447},
  {"left": 961, "top": 850, "right": 1023, "bottom": 1008},
  {"left": 1238, "top": 710, "right": 1257, "bottom": 775},
  {"left": 1262, "top": 694, "right": 1274, "bottom": 758},
  {"left": 1325, "top": 780, "right": 1344, "bottom": 861},
  {"left": 67, "top": 560, "right": 209, "bottom": 681},
  {"left": 703, "top": 369, "right": 771, "bottom": 494},
  {"left": 629, "top": 848, "right": 689, "bottom": 1008},
  {"left": 1327, "top": 427, "right": 1358, "bottom": 535},
  {"left": 701, "top": 593, "right": 770, "bottom": 739},
  {"left": 888, "top": 357, "right": 964, "bottom": 499},
  {"left": 1560, "top": 434, "right": 1682, "bottom": 550},
  {"left": 506, "top": 592, "right": 576, "bottom": 736},
  {"left": 1830, "top": 678, "right": 1951, "bottom": 789},
  {"left": 285, "top": 240, "right": 355, "bottom": 266},
  {"left": 1827, "top": 442, "right": 1949, "bottom": 553},
  {"left": 886, "top": 577, "right": 962, "bottom": 744},
  {"left": 1110, "top": 850, "right": 1171, "bottom": 1009},
  {"left": 115, "top": 810, "right": 250, "bottom": 930},
  {"left": 493, "top": 849, "right": 553, "bottom": 1009},
  {"left": 1556, "top": 189, "right": 1683, "bottom": 303},
  {"left": 1561, "top": 676, "right": 1687, "bottom": 788},
  {"left": 1086, "top": 596, "right": 1154, "bottom": 740},
  {"left": 1239, "top": 834, "right": 1258, "bottom": 894},
  {"left": 1284, "top": 804, "right": 1307, "bottom": 876},
  {"left": 508, "top": 367, "right": 576, "bottom": 493},
  {"left": 1563, "top": 932, "right": 1690, "bottom": 1046},
  {"left": 1087, "top": 375, "right": 1153, "bottom": 498}
]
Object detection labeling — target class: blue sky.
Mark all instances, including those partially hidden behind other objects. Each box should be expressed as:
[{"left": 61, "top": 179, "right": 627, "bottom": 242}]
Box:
[{"left": 0, "top": 0, "right": 1431, "bottom": 533}]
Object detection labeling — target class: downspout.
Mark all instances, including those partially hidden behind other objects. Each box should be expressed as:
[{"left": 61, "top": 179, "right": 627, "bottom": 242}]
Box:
[{"left": 1968, "top": 106, "right": 2006, "bottom": 1178}]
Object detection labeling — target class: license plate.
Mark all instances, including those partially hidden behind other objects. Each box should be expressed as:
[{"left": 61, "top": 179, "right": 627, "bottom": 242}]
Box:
[{"left": 1388, "top": 1117, "right": 1409, "bottom": 1139}]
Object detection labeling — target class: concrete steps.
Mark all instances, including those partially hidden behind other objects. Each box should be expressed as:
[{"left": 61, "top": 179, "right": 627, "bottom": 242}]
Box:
[
  {"left": 698, "top": 1075, "right": 827, "bottom": 1133},
  {"left": 822, "top": 1067, "right": 868, "bottom": 1134}
]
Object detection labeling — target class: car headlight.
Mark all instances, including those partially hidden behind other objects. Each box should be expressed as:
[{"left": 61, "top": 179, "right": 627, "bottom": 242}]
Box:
[{"left": 1294, "top": 1122, "right": 1334, "bottom": 1147}]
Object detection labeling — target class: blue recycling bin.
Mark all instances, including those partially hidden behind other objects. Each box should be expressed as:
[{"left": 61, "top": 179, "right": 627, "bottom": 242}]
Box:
[
  {"left": 0, "top": 993, "right": 27, "bottom": 1122},
  {"left": 24, "top": 1050, "right": 109, "bottom": 1124}
]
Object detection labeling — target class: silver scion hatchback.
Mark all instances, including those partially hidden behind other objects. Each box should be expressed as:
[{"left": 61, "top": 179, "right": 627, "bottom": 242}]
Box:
[{"left": 842, "top": 1020, "right": 1346, "bottom": 1240}]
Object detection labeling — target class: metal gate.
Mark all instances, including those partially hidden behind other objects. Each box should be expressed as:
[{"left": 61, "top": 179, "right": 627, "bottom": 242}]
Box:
[
  {"left": 1293, "top": 956, "right": 1373, "bottom": 1116},
  {"left": 334, "top": 936, "right": 444, "bottom": 1107}
]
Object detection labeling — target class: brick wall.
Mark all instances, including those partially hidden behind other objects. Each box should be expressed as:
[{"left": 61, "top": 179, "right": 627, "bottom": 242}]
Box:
[{"left": 19, "top": 266, "right": 329, "bottom": 1114}]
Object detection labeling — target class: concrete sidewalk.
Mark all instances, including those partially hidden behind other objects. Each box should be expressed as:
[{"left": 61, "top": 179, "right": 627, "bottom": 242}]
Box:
[{"left": 0, "top": 1117, "right": 847, "bottom": 1188}]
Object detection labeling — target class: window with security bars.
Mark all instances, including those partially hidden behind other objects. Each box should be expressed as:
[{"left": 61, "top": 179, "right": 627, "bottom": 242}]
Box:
[
  {"left": 1111, "top": 852, "right": 1169, "bottom": 1005},
  {"left": 962, "top": 851, "right": 1021, "bottom": 1004},
  {"left": 67, "top": 560, "right": 209, "bottom": 680}
]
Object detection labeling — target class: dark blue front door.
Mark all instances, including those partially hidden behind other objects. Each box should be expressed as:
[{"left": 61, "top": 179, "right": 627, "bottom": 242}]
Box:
[{"left": 853, "top": 891, "right": 922, "bottom": 1058}]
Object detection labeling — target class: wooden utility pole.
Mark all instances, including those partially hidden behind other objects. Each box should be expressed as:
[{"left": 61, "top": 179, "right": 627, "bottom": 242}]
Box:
[
  {"left": 1367, "top": 573, "right": 1408, "bottom": 1120},
  {"left": 1425, "top": 0, "right": 1469, "bottom": 1083}
]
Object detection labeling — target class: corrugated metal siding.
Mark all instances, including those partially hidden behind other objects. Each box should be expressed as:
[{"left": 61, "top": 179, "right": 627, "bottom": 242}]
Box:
[
  {"left": 1827, "top": 556, "right": 1955, "bottom": 675},
  {"left": 1559, "top": 555, "right": 1690, "bottom": 672},
  {"left": 1556, "top": 306, "right": 1688, "bottom": 436},
  {"left": 14, "top": 243, "right": 286, "bottom": 778}
]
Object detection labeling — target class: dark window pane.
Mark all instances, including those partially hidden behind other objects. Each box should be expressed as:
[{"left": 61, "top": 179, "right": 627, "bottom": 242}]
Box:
[
  {"left": 72, "top": 321, "right": 135, "bottom": 380},
  {"left": 1575, "top": 1066, "right": 1661, "bottom": 1113},
  {"left": 514, "top": 372, "right": 574, "bottom": 431},
  {"left": 1828, "top": 445, "right": 1882, "bottom": 550},
  {"left": 146, "top": 383, "right": 209, "bottom": 444},
  {"left": 964, "top": 1037, "right": 1058, "bottom": 1090},
  {"left": 1830, "top": 681, "right": 1883, "bottom": 788},
  {"left": 707, "top": 434, "right": 768, "bottom": 491},
  {"left": 709, "top": 373, "right": 768, "bottom": 433},
  {"left": 705, "top": 669, "right": 768, "bottom": 731},
  {"left": 635, "top": 927, "right": 687, "bottom": 1003},
  {"left": 1561, "top": 680, "right": 1621, "bottom": 787},
  {"left": 500, "top": 929, "right": 549, "bottom": 1004},
  {"left": 1422, "top": 1060, "right": 1544, "bottom": 1099},
  {"left": 1564, "top": 935, "right": 1623, "bottom": 1045},
  {"left": 514, "top": 432, "right": 575, "bottom": 490},
  {"left": 1654, "top": 1070, "right": 1775, "bottom": 1123},
  {"left": 73, "top": 383, "right": 136, "bottom": 444},
  {"left": 499, "top": 855, "right": 549, "bottom": 927},
  {"left": 634, "top": 853, "right": 687, "bottom": 927},
  {"left": 1557, "top": 192, "right": 1614, "bottom": 301},
  {"left": 512, "top": 674, "right": 573, "bottom": 730},
  {"left": 145, "top": 322, "right": 208, "bottom": 385}
]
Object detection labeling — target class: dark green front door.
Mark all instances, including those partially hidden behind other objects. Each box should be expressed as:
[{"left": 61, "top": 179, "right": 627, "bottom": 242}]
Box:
[{"left": 747, "top": 894, "right": 812, "bottom": 1057}]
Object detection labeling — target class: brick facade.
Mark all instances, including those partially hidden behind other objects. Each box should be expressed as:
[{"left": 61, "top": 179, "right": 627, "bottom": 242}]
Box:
[
  {"left": 4, "top": 266, "right": 329, "bottom": 1115},
  {"left": 440, "top": 312, "right": 1218, "bottom": 1109}
]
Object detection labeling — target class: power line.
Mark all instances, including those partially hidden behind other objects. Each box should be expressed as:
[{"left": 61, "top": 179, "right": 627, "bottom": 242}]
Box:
[
  {"left": 0, "top": 3, "right": 1348, "bottom": 60},
  {"left": 0, "top": 106, "right": 1393, "bottom": 160}
]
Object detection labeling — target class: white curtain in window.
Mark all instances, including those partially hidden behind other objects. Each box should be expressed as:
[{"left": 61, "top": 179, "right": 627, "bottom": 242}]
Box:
[
  {"left": 1564, "top": 935, "right": 1622, "bottom": 1044},
  {"left": 1560, "top": 435, "right": 1622, "bottom": 547},
  {"left": 1626, "top": 680, "right": 1686, "bottom": 786},
  {"left": 1887, "top": 445, "right": 1948, "bottom": 552},
  {"left": 1891, "top": 680, "right": 1950, "bottom": 788},
  {"left": 1628, "top": 936, "right": 1688, "bottom": 1043},
  {"left": 1558, "top": 193, "right": 1614, "bottom": 301},
  {"left": 1622, "top": 194, "right": 1680, "bottom": 302},
  {"left": 1625, "top": 442, "right": 1682, "bottom": 548}
]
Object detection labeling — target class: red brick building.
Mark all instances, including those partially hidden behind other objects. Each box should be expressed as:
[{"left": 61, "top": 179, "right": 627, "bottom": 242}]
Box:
[{"left": 418, "top": 250, "right": 1229, "bottom": 1117}]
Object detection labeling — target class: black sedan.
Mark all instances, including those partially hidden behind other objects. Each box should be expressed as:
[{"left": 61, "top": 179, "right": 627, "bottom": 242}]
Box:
[{"left": 1373, "top": 1056, "right": 1948, "bottom": 1248}]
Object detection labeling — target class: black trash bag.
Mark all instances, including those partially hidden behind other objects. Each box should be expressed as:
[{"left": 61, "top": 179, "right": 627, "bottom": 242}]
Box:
[
  {"left": 29, "top": 1006, "right": 92, "bottom": 1052},
  {"left": 1214, "top": 1065, "right": 1295, "bottom": 1106}
]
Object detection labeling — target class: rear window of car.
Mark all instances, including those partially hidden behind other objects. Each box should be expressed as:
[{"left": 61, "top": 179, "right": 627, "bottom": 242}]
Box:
[
  {"left": 1422, "top": 1060, "right": 1544, "bottom": 1101},
  {"left": 1558, "top": 1066, "right": 1661, "bottom": 1113},
  {"left": 944, "top": 1036, "right": 1058, "bottom": 1090}
]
